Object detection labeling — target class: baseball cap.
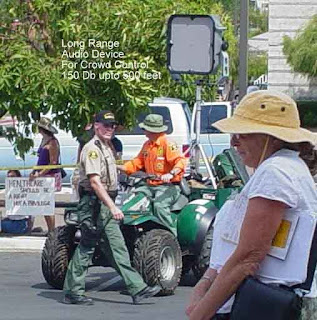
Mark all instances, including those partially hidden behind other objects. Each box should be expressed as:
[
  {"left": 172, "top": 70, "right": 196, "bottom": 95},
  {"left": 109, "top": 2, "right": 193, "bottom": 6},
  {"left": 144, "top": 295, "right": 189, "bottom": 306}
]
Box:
[{"left": 94, "top": 110, "right": 118, "bottom": 125}]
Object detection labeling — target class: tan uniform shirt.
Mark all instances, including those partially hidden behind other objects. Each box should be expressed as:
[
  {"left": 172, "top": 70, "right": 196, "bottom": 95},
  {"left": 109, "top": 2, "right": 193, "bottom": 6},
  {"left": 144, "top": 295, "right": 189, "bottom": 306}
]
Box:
[{"left": 79, "top": 135, "right": 117, "bottom": 192}]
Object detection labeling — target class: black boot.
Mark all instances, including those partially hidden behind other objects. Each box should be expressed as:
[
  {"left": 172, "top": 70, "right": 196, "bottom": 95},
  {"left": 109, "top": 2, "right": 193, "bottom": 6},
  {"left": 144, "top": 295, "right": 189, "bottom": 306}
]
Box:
[
  {"left": 63, "top": 294, "right": 94, "bottom": 305},
  {"left": 132, "top": 285, "right": 161, "bottom": 304}
]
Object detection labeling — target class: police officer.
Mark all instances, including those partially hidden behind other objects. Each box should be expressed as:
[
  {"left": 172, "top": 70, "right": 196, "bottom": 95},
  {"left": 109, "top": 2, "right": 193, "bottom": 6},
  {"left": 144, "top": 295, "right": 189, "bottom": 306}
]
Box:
[
  {"left": 117, "top": 114, "right": 187, "bottom": 236},
  {"left": 63, "top": 110, "right": 160, "bottom": 305}
]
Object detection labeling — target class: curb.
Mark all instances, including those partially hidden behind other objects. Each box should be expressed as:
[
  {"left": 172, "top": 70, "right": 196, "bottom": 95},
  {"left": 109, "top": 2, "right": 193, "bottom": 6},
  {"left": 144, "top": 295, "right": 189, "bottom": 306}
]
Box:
[{"left": 0, "top": 236, "right": 46, "bottom": 252}]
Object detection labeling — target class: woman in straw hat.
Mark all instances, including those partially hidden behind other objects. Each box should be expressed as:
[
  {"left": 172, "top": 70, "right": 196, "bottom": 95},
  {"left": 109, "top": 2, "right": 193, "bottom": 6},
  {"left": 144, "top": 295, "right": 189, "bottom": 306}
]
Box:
[
  {"left": 186, "top": 90, "right": 317, "bottom": 320},
  {"left": 29, "top": 117, "right": 61, "bottom": 233}
]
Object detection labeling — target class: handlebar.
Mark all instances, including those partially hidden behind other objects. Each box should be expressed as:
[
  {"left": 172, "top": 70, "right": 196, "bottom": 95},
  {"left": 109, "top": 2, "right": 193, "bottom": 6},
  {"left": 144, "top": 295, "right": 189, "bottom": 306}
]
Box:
[
  {"left": 119, "top": 171, "right": 160, "bottom": 189},
  {"left": 130, "top": 172, "right": 158, "bottom": 180}
]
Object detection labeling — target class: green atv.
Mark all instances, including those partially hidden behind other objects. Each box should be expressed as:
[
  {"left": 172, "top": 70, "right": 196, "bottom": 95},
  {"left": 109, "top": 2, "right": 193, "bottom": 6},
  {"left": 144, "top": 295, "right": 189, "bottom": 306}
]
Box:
[{"left": 41, "top": 148, "right": 248, "bottom": 295}]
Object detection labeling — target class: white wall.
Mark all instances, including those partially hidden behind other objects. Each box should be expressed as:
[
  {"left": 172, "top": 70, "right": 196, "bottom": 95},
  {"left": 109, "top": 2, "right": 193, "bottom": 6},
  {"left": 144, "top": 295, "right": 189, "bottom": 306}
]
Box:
[{"left": 268, "top": 0, "right": 317, "bottom": 100}]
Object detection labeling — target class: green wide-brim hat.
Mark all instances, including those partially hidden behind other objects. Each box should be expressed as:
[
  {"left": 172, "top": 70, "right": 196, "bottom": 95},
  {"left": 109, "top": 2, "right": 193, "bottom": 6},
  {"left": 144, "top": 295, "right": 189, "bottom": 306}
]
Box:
[{"left": 139, "top": 114, "right": 168, "bottom": 133}]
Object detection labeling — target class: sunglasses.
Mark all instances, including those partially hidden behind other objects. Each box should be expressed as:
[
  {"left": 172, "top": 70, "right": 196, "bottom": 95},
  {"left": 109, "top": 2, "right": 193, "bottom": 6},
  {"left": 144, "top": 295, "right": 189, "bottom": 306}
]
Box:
[{"left": 103, "top": 123, "right": 117, "bottom": 129}]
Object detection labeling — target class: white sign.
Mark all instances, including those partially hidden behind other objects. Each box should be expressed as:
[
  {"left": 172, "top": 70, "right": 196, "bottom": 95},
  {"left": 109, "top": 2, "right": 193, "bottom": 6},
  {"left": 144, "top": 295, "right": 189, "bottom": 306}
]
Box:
[{"left": 5, "top": 177, "right": 55, "bottom": 216}]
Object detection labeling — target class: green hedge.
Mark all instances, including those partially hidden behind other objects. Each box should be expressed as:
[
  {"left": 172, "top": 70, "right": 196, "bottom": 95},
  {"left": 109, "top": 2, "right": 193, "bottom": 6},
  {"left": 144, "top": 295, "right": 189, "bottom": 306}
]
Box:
[{"left": 297, "top": 101, "right": 317, "bottom": 127}]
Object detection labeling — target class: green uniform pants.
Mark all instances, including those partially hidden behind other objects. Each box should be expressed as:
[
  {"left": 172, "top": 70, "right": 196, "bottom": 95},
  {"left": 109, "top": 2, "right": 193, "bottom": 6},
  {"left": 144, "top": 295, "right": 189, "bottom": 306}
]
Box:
[
  {"left": 63, "top": 195, "right": 147, "bottom": 297},
  {"left": 135, "top": 184, "right": 181, "bottom": 236}
]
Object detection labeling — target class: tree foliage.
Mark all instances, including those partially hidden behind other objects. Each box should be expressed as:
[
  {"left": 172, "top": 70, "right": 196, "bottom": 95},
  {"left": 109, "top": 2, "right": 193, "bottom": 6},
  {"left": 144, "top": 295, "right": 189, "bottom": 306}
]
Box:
[
  {"left": 0, "top": 0, "right": 235, "bottom": 156},
  {"left": 215, "top": 0, "right": 268, "bottom": 84},
  {"left": 249, "top": 7, "right": 268, "bottom": 37},
  {"left": 283, "top": 14, "right": 317, "bottom": 79},
  {"left": 248, "top": 53, "right": 267, "bottom": 82},
  {"left": 298, "top": 101, "right": 317, "bottom": 128}
]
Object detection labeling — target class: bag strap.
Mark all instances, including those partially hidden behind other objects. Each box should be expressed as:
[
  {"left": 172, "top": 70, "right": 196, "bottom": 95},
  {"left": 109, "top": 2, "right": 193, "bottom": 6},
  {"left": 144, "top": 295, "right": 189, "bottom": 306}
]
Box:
[
  {"left": 40, "top": 136, "right": 54, "bottom": 148},
  {"left": 56, "top": 139, "right": 62, "bottom": 166},
  {"left": 294, "top": 221, "right": 317, "bottom": 291}
]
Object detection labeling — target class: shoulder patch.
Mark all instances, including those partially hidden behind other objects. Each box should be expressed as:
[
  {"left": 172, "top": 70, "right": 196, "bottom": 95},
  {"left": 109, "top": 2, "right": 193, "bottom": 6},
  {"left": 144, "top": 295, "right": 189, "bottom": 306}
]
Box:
[
  {"left": 88, "top": 150, "right": 98, "bottom": 160},
  {"left": 157, "top": 146, "right": 164, "bottom": 157},
  {"left": 168, "top": 143, "right": 178, "bottom": 152},
  {"left": 155, "top": 163, "right": 164, "bottom": 170}
]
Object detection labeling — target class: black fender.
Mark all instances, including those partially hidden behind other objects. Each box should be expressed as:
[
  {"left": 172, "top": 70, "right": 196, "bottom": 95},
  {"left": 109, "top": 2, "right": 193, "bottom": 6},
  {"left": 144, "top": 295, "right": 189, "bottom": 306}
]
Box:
[{"left": 191, "top": 205, "right": 218, "bottom": 255}]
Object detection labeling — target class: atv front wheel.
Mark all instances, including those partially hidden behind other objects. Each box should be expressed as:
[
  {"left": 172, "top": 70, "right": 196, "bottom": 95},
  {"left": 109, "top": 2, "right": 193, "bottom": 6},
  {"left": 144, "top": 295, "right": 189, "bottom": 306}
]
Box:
[
  {"left": 192, "top": 224, "right": 214, "bottom": 280},
  {"left": 133, "top": 229, "right": 182, "bottom": 296},
  {"left": 41, "top": 225, "right": 76, "bottom": 289}
]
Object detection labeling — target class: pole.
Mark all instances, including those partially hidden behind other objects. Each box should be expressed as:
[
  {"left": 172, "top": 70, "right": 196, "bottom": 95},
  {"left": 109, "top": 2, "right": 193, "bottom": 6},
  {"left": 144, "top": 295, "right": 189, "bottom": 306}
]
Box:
[
  {"left": 238, "top": 0, "right": 249, "bottom": 101},
  {"left": 194, "top": 82, "right": 202, "bottom": 171},
  {"left": 190, "top": 80, "right": 217, "bottom": 189},
  {"left": 234, "top": 0, "right": 239, "bottom": 36}
]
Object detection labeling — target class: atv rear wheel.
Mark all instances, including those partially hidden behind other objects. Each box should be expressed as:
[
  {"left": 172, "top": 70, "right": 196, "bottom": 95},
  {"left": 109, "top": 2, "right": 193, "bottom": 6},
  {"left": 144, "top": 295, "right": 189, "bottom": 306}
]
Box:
[
  {"left": 41, "top": 225, "right": 76, "bottom": 289},
  {"left": 192, "top": 224, "right": 214, "bottom": 280},
  {"left": 133, "top": 229, "right": 182, "bottom": 296}
]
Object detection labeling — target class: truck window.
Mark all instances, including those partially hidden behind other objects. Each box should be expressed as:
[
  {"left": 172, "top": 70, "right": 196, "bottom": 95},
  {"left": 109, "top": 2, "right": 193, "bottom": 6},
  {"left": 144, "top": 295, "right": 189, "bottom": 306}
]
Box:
[
  {"left": 182, "top": 103, "right": 191, "bottom": 129},
  {"left": 199, "top": 104, "right": 228, "bottom": 134},
  {"left": 116, "top": 106, "right": 173, "bottom": 135}
]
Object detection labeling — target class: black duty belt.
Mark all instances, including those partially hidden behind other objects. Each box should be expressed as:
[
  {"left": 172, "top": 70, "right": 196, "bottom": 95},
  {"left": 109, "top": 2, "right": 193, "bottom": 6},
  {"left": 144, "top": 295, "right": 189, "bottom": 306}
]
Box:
[
  {"left": 78, "top": 186, "right": 118, "bottom": 200},
  {"left": 108, "top": 190, "right": 118, "bottom": 200},
  {"left": 78, "top": 186, "right": 95, "bottom": 197}
]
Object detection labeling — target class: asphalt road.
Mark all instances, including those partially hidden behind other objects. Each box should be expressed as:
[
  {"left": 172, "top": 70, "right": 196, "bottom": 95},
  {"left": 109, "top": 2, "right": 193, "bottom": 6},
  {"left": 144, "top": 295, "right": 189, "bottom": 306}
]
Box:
[{"left": 0, "top": 252, "right": 196, "bottom": 320}]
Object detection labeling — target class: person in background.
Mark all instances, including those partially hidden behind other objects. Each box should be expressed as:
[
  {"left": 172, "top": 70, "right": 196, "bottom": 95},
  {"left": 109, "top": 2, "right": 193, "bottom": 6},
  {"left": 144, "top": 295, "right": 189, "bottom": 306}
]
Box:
[
  {"left": 110, "top": 133, "right": 123, "bottom": 160},
  {"left": 246, "top": 84, "right": 260, "bottom": 94},
  {"left": 29, "top": 117, "right": 61, "bottom": 233},
  {"left": 1, "top": 170, "right": 32, "bottom": 234}
]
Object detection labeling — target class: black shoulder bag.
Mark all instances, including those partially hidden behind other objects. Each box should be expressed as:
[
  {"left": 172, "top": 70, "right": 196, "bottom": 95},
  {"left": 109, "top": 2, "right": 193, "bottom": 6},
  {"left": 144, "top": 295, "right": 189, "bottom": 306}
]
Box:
[
  {"left": 61, "top": 168, "right": 67, "bottom": 179},
  {"left": 230, "top": 223, "right": 317, "bottom": 320},
  {"left": 55, "top": 139, "right": 67, "bottom": 178}
]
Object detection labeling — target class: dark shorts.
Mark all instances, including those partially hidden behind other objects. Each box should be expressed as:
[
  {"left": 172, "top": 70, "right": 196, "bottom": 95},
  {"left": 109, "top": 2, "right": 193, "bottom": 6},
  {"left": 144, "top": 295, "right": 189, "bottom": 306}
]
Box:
[
  {"left": 210, "top": 297, "right": 317, "bottom": 320},
  {"left": 211, "top": 314, "right": 230, "bottom": 320}
]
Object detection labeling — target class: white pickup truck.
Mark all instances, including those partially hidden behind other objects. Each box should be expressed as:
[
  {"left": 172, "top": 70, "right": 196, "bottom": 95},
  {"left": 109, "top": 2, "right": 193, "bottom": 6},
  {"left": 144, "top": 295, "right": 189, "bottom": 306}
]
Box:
[
  {"left": 117, "top": 97, "right": 192, "bottom": 161},
  {"left": 0, "top": 97, "right": 192, "bottom": 186},
  {"left": 191, "top": 101, "right": 233, "bottom": 161}
]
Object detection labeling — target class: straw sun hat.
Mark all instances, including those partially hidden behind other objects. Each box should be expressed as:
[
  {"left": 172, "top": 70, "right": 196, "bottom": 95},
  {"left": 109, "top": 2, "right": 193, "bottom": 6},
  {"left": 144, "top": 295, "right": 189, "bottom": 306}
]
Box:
[
  {"left": 36, "top": 117, "right": 58, "bottom": 134},
  {"left": 213, "top": 90, "right": 317, "bottom": 145}
]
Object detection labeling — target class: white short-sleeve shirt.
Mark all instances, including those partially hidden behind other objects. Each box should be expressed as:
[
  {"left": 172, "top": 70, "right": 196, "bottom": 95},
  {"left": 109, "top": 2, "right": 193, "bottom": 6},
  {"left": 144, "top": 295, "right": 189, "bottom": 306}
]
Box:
[{"left": 210, "top": 149, "right": 317, "bottom": 313}]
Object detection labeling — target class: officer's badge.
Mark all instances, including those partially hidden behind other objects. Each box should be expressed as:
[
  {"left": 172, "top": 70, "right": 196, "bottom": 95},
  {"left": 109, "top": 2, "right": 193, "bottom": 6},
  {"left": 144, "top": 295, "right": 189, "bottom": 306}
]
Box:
[
  {"left": 157, "top": 147, "right": 164, "bottom": 157},
  {"left": 169, "top": 144, "right": 178, "bottom": 152},
  {"left": 104, "top": 113, "right": 114, "bottom": 120},
  {"left": 156, "top": 163, "right": 164, "bottom": 171},
  {"left": 88, "top": 151, "right": 98, "bottom": 160}
]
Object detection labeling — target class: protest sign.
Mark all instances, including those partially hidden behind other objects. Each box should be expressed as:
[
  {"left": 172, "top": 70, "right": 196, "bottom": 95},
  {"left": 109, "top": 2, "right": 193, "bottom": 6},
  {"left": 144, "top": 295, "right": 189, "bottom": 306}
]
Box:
[{"left": 5, "top": 177, "right": 55, "bottom": 216}]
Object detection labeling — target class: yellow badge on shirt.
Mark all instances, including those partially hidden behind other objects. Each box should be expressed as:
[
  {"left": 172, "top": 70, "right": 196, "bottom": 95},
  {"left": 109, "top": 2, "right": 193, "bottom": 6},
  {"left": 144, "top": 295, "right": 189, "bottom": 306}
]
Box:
[
  {"left": 272, "top": 219, "right": 291, "bottom": 248},
  {"left": 169, "top": 143, "right": 178, "bottom": 152},
  {"left": 155, "top": 162, "right": 164, "bottom": 171},
  {"left": 88, "top": 151, "right": 98, "bottom": 160},
  {"left": 157, "top": 147, "right": 164, "bottom": 157}
]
